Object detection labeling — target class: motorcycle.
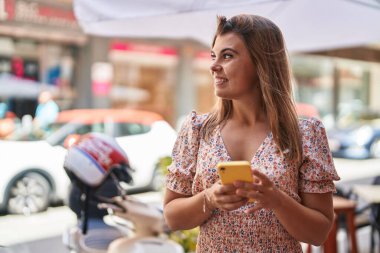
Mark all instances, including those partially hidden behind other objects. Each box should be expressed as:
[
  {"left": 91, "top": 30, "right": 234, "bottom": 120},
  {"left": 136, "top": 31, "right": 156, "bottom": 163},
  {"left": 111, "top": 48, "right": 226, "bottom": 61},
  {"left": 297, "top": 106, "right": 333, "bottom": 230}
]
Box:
[{"left": 62, "top": 132, "right": 184, "bottom": 253}]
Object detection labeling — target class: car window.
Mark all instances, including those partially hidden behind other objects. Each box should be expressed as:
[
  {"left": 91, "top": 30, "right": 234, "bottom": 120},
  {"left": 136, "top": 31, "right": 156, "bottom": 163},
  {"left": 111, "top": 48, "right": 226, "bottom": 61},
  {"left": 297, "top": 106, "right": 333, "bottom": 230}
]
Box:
[
  {"left": 89, "top": 122, "right": 105, "bottom": 134},
  {"left": 8, "top": 119, "right": 152, "bottom": 143},
  {"left": 114, "top": 123, "right": 151, "bottom": 137},
  {"left": 337, "top": 109, "right": 380, "bottom": 129},
  {"left": 6, "top": 122, "right": 63, "bottom": 141},
  {"left": 46, "top": 122, "right": 107, "bottom": 146}
]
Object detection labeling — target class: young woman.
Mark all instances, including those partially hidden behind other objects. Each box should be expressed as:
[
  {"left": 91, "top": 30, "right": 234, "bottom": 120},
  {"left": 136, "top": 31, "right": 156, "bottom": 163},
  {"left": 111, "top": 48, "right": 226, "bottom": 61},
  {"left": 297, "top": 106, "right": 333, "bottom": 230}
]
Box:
[{"left": 164, "top": 14, "right": 340, "bottom": 252}]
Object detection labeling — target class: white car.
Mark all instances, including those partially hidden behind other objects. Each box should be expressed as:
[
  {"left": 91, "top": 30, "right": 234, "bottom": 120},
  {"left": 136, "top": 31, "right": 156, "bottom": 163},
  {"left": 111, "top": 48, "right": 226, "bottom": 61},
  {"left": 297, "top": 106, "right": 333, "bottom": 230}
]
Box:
[{"left": 0, "top": 109, "right": 177, "bottom": 214}]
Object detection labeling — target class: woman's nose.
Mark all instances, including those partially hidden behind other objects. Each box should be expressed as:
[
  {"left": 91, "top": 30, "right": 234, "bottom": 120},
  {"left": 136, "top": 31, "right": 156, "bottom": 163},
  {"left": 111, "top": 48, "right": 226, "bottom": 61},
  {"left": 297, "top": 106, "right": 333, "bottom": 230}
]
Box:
[{"left": 210, "top": 62, "right": 222, "bottom": 73}]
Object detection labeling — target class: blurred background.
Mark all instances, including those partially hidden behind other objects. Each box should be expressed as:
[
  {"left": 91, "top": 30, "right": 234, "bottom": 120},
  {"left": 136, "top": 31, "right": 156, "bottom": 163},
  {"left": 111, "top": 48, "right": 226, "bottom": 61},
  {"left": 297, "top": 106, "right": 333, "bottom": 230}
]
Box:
[{"left": 0, "top": 0, "right": 380, "bottom": 253}]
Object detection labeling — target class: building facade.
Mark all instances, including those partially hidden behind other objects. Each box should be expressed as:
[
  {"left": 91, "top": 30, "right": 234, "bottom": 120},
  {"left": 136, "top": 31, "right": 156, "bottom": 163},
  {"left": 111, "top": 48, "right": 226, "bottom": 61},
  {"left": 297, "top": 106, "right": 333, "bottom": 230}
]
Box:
[
  {"left": 1, "top": 0, "right": 379, "bottom": 129},
  {"left": 0, "top": 0, "right": 85, "bottom": 117}
]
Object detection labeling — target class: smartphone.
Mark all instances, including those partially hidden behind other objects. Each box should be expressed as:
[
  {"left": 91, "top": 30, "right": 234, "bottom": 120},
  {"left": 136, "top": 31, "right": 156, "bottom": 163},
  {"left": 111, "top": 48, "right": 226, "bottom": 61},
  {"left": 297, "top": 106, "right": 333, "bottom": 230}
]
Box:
[
  {"left": 217, "top": 161, "right": 254, "bottom": 202},
  {"left": 217, "top": 161, "right": 253, "bottom": 185}
]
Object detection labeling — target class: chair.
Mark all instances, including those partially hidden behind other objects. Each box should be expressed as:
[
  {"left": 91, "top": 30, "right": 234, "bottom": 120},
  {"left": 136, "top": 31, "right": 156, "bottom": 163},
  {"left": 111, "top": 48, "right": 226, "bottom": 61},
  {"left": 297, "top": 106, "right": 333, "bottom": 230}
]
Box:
[
  {"left": 369, "top": 176, "right": 380, "bottom": 253},
  {"left": 349, "top": 175, "right": 380, "bottom": 253},
  {"left": 305, "top": 196, "right": 358, "bottom": 253}
]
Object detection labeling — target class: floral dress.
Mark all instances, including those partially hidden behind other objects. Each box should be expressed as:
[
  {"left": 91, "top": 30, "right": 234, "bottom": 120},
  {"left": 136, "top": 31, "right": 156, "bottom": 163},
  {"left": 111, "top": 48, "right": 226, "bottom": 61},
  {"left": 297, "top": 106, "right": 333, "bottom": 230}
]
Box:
[{"left": 166, "top": 111, "right": 340, "bottom": 253}]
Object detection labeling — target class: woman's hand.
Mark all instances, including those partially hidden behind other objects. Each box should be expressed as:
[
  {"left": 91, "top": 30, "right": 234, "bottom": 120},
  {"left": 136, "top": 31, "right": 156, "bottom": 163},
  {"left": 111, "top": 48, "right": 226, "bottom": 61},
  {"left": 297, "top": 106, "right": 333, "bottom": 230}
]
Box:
[
  {"left": 234, "top": 170, "right": 285, "bottom": 214},
  {"left": 207, "top": 181, "right": 248, "bottom": 212}
]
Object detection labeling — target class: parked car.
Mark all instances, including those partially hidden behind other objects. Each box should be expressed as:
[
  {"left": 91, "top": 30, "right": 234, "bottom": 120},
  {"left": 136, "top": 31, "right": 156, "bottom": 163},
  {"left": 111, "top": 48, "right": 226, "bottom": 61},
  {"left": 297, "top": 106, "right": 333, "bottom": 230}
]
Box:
[
  {"left": 328, "top": 110, "right": 380, "bottom": 159},
  {"left": 0, "top": 109, "right": 177, "bottom": 214}
]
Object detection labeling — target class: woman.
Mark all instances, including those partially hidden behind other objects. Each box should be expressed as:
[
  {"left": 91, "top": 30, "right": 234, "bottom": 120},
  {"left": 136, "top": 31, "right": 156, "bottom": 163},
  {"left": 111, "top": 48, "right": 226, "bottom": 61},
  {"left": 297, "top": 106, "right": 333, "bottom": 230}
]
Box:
[{"left": 164, "top": 14, "right": 340, "bottom": 252}]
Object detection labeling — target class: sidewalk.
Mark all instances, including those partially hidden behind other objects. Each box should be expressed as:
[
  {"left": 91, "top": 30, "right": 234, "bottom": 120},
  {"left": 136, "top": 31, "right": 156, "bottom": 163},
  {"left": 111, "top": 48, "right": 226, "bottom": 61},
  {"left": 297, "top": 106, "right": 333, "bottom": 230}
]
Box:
[
  {"left": 305, "top": 226, "right": 373, "bottom": 253},
  {"left": 0, "top": 191, "right": 163, "bottom": 247},
  {"left": 1, "top": 191, "right": 377, "bottom": 253},
  {"left": 0, "top": 206, "right": 76, "bottom": 246}
]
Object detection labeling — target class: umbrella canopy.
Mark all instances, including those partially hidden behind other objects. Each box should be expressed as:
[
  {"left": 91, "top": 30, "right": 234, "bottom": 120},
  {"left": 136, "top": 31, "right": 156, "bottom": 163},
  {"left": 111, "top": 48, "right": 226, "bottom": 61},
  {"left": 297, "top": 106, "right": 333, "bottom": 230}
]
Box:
[
  {"left": 74, "top": 0, "right": 380, "bottom": 52},
  {"left": 0, "top": 73, "right": 57, "bottom": 99}
]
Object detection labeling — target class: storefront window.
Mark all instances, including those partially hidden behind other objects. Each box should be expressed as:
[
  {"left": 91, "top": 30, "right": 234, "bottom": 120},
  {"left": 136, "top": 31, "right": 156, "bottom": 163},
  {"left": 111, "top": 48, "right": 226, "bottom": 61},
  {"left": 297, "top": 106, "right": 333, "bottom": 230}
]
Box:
[
  {"left": 109, "top": 41, "right": 177, "bottom": 125},
  {"left": 291, "top": 55, "right": 335, "bottom": 127},
  {"left": 336, "top": 59, "right": 370, "bottom": 127},
  {"left": 291, "top": 54, "right": 373, "bottom": 130},
  {"left": 194, "top": 51, "right": 215, "bottom": 114}
]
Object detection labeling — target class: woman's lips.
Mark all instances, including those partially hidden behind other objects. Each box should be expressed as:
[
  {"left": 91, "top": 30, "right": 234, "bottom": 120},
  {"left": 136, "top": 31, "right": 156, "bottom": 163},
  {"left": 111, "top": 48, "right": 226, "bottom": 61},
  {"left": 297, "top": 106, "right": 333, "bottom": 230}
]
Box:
[{"left": 214, "top": 77, "right": 228, "bottom": 86}]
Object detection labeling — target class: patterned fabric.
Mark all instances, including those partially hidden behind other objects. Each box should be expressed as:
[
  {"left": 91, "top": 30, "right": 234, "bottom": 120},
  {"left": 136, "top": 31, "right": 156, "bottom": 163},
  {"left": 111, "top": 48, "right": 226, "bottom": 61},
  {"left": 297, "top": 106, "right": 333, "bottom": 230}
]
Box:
[{"left": 166, "top": 111, "right": 340, "bottom": 253}]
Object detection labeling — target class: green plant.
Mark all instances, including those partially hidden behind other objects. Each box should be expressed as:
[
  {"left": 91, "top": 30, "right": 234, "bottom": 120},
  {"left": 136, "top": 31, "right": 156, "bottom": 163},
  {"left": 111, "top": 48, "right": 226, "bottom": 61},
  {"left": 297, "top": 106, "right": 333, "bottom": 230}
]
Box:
[
  {"left": 157, "top": 156, "right": 173, "bottom": 176},
  {"left": 169, "top": 227, "right": 199, "bottom": 253}
]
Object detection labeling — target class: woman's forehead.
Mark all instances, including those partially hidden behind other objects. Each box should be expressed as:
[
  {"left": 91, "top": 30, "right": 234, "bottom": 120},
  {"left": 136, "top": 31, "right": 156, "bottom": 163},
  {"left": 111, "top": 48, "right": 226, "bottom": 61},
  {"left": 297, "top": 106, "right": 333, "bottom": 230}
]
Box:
[{"left": 212, "top": 33, "right": 246, "bottom": 52}]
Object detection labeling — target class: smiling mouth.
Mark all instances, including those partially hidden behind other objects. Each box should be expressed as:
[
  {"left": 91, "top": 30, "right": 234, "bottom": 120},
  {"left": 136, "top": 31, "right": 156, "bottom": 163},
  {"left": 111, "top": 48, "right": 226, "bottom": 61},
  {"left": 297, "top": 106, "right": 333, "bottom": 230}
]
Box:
[{"left": 214, "top": 77, "right": 228, "bottom": 85}]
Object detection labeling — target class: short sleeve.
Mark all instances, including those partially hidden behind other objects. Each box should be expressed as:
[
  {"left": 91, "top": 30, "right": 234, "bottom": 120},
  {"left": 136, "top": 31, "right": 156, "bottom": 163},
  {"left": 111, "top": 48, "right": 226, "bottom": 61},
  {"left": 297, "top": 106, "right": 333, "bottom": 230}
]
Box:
[
  {"left": 299, "top": 118, "right": 340, "bottom": 193},
  {"left": 166, "top": 111, "right": 205, "bottom": 195}
]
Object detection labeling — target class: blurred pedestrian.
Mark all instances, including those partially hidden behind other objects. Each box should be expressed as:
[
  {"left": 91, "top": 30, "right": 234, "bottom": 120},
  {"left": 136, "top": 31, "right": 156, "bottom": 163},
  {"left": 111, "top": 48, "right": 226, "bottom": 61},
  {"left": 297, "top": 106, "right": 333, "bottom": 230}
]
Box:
[
  {"left": 0, "top": 102, "right": 7, "bottom": 119},
  {"left": 164, "top": 14, "right": 340, "bottom": 252},
  {"left": 34, "top": 91, "right": 59, "bottom": 129}
]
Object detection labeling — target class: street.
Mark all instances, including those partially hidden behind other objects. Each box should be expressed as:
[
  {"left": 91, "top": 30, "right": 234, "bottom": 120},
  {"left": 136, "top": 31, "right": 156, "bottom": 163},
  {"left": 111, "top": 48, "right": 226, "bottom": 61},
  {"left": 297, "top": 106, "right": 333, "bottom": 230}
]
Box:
[
  {"left": 0, "top": 206, "right": 75, "bottom": 253},
  {"left": 0, "top": 191, "right": 163, "bottom": 253},
  {"left": 0, "top": 159, "right": 379, "bottom": 253}
]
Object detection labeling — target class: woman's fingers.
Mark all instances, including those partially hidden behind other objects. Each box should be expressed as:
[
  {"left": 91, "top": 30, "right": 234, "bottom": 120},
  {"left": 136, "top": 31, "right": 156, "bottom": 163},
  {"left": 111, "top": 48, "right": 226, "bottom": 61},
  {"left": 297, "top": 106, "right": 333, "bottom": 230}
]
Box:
[
  {"left": 210, "top": 183, "right": 249, "bottom": 211},
  {"left": 233, "top": 180, "right": 252, "bottom": 189},
  {"left": 224, "top": 171, "right": 281, "bottom": 213},
  {"left": 236, "top": 188, "right": 263, "bottom": 200},
  {"left": 252, "top": 170, "right": 272, "bottom": 187},
  {"left": 214, "top": 183, "right": 246, "bottom": 200},
  {"left": 234, "top": 180, "right": 266, "bottom": 194},
  {"left": 234, "top": 170, "right": 274, "bottom": 192},
  {"left": 214, "top": 183, "right": 236, "bottom": 195},
  {"left": 215, "top": 190, "right": 247, "bottom": 203},
  {"left": 219, "top": 199, "right": 248, "bottom": 211}
]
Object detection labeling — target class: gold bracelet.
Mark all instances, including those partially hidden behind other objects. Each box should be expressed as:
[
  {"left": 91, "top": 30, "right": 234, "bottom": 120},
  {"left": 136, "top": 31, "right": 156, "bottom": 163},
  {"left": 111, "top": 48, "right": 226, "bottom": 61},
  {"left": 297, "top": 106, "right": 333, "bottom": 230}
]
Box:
[
  {"left": 203, "top": 189, "right": 214, "bottom": 214},
  {"left": 203, "top": 190, "right": 207, "bottom": 213}
]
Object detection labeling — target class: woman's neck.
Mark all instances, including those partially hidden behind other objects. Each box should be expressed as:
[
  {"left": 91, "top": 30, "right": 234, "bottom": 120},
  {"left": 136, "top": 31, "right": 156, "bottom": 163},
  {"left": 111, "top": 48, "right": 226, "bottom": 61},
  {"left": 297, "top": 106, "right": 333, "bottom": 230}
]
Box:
[{"left": 230, "top": 101, "right": 267, "bottom": 127}]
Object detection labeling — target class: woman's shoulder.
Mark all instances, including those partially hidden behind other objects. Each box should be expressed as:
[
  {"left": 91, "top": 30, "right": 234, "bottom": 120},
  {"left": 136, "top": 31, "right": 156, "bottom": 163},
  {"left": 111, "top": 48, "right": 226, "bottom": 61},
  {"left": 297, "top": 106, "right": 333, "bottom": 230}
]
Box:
[
  {"left": 297, "top": 117, "right": 330, "bottom": 145},
  {"left": 176, "top": 110, "right": 209, "bottom": 135},
  {"left": 298, "top": 117, "right": 326, "bottom": 133},
  {"left": 184, "top": 110, "right": 209, "bottom": 127}
]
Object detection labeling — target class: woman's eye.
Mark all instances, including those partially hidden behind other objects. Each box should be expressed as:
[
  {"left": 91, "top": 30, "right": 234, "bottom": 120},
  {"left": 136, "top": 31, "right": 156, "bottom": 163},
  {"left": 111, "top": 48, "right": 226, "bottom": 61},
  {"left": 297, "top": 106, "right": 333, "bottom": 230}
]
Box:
[
  {"left": 224, "top": 54, "right": 233, "bottom": 59},
  {"left": 210, "top": 54, "right": 216, "bottom": 60}
]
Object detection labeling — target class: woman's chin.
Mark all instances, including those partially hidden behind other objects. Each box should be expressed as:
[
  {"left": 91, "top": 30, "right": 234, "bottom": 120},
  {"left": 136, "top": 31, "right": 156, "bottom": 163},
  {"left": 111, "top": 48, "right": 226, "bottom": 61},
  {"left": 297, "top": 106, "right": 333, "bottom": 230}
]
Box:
[{"left": 215, "top": 90, "right": 230, "bottom": 99}]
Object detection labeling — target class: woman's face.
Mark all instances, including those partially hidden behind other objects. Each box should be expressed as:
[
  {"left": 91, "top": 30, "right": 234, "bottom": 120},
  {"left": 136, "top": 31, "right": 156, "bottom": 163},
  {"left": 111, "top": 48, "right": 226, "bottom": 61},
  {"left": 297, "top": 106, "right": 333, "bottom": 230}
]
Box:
[{"left": 210, "top": 32, "right": 259, "bottom": 100}]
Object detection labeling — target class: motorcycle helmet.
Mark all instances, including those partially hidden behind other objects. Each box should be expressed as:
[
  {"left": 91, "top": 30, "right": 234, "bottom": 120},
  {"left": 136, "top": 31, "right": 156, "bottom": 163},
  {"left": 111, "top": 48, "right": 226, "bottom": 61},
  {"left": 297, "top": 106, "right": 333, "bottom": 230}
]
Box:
[{"left": 64, "top": 132, "right": 133, "bottom": 187}]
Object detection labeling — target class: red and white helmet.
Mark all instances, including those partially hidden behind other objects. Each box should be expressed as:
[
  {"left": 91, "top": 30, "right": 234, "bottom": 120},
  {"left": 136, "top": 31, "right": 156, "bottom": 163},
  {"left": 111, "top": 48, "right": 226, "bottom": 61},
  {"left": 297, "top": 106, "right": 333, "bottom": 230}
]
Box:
[{"left": 64, "top": 132, "right": 131, "bottom": 187}]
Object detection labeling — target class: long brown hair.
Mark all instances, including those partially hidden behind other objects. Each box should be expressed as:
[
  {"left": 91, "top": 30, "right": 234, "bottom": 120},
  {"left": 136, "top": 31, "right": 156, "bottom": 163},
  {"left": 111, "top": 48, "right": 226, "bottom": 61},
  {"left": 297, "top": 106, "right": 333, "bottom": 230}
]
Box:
[{"left": 202, "top": 14, "right": 302, "bottom": 164}]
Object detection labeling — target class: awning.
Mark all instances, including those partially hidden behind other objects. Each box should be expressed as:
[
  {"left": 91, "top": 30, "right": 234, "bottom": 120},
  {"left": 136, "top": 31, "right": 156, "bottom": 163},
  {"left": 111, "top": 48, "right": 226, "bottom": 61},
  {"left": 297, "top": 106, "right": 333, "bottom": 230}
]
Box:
[
  {"left": 0, "top": 73, "right": 58, "bottom": 99},
  {"left": 73, "top": 0, "right": 380, "bottom": 52}
]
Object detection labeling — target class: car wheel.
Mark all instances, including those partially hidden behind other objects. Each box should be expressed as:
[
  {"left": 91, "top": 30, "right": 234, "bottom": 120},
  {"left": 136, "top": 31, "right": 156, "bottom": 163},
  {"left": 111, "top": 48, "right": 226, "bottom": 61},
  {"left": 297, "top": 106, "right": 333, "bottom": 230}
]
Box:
[
  {"left": 6, "top": 172, "right": 51, "bottom": 215},
  {"left": 149, "top": 167, "right": 165, "bottom": 192},
  {"left": 370, "top": 138, "right": 380, "bottom": 159}
]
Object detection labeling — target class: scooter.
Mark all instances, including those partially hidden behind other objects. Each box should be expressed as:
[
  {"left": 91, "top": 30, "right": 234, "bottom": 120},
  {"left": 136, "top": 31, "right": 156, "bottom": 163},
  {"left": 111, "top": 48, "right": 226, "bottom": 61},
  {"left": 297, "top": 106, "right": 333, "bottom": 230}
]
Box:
[
  {"left": 99, "top": 195, "right": 183, "bottom": 253},
  {"left": 62, "top": 132, "right": 184, "bottom": 253},
  {"left": 63, "top": 193, "right": 184, "bottom": 253},
  {"left": 62, "top": 180, "right": 127, "bottom": 253}
]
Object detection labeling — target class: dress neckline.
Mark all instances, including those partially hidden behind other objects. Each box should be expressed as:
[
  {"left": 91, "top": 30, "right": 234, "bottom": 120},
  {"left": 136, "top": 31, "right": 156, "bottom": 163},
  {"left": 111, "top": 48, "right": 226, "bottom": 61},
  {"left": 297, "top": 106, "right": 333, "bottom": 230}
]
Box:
[{"left": 216, "top": 124, "right": 272, "bottom": 163}]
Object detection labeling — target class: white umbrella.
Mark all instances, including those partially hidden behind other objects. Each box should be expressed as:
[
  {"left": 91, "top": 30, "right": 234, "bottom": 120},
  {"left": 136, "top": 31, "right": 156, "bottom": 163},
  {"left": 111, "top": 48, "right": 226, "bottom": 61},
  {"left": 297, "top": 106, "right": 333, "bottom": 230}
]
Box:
[
  {"left": 74, "top": 0, "right": 380, "bottom": 52},
  {"left": 0, "top": 73, "right": 57, "bottom": 99}
]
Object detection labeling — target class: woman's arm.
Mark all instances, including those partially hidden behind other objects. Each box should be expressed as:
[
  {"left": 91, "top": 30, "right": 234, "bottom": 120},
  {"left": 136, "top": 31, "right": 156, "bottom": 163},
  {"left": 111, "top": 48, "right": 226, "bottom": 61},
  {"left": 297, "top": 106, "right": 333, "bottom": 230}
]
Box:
[
  {"left": 164, "top": 183, "right": 248, "bottom": 231},
  {"left": 235, "top": 170, "right": 334, "bottom": 246},
  {"left": 274, "top": 191, "right": 334, "bottom": 246},
  {"left": 163, "top": 189, "right": 211, "bottom": 231}
]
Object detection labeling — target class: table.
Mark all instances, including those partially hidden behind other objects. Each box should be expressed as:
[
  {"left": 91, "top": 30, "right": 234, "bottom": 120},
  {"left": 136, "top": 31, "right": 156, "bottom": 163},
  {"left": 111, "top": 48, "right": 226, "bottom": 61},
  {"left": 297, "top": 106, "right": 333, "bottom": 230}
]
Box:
[
  {"left": 327, "top": 196, "right": 358, "bottom": 253},
  {"left": 353, "top": 185, "right": 380, "bottom": 253},
  {"left": 306, "top": 196, "right": 358, "bottom": 253},
  {"left": 353, "top": 185, "right": 380, "bottom": 204}
]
